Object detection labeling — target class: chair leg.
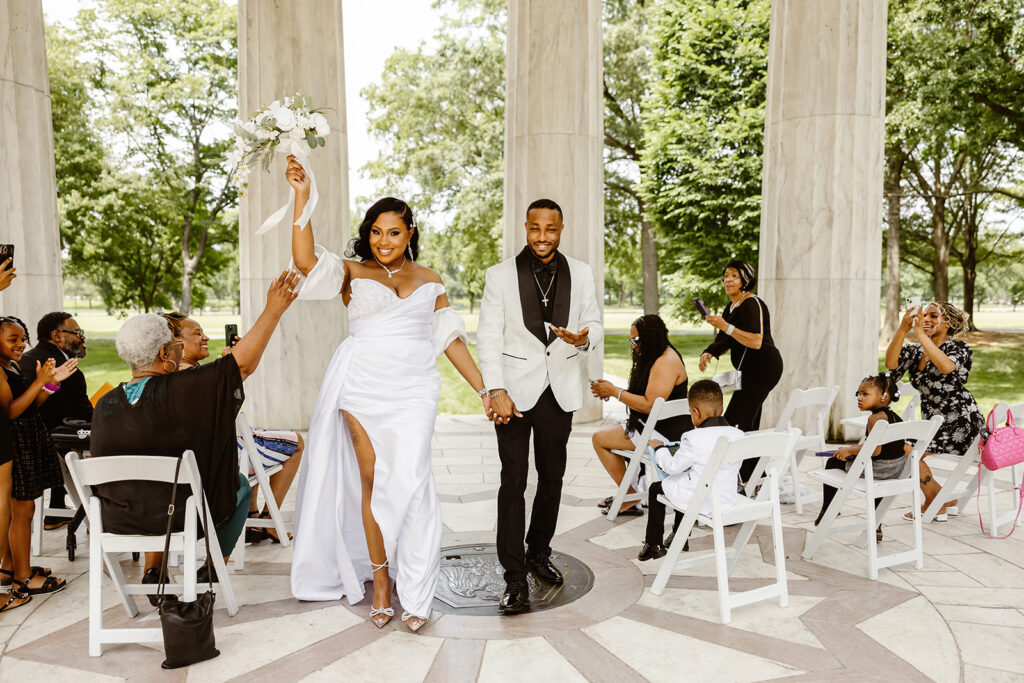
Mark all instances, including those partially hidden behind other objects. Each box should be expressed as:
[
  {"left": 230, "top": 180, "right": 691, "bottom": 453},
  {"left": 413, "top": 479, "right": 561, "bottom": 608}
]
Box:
[
  {"left": 607, "top": 455, "right": 642, "bottom": 522},
  {"left": 89, "top": 501, "right": 104, "bottom": 657},
  {"left": 261, "top": 487, "right": 291, "bottom": 549},
  {"left": 651, "top": 507, "right": 698, "bottom": 596},
  {"left": 712, "top": 519, "right": 731, "bottom": 624},
  {"left": 769, "top": 475, "right": 789, "bottom": 607},
  {"left": 102, "top": 553, "right": 138, "bottom": 619},
  {"left": 233, "top": 522, "right": 246, "bottom": 571},
  {"left": 865, "top": 490, "right": 879, "bottom": 581},
  {"left": 31, "top": 495, "right": 43, "bottom": 557},
  {"left": 912, "top": 479, "right": 924, "bottom": 570},
  {"left": 988, "top": 473, "right": 1000, "bottom": 536},
  {"left": 789, "top": 452, "right": 803, "bottom": 515}
]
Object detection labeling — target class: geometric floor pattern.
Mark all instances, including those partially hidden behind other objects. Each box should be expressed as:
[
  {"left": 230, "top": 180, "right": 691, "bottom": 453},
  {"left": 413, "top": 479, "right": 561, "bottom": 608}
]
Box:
[{"left": 3, "top": 411, "right": 1024, "bottom": 681}]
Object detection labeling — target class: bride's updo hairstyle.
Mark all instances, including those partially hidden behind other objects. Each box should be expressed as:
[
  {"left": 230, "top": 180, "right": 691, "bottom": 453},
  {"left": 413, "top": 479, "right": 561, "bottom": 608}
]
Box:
[{"left": 346, "top": 197, "right": 420, "bottom": 261}]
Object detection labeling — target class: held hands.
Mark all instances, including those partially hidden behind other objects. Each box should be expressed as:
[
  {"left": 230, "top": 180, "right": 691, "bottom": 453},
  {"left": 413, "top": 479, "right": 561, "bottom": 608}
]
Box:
[
  {"left": 285, "top": 155, "right": 311, "bottom": 199},
  {"left": 705, "top": 314, "right": 727, "bottom": 331},
  {"left": 550, "top": 325, "right": 589, "bottom": 347},
  {"left": 589, "top": 379, "right": 615, "bottom": 401},
  {"left": 488, "top": 391, "right": 522, "bottom": 425},
  {"left": 266, "top": 270, "right": 302, "bottom": 315},
  {"left": 698, "top": 352, "right": 713, "bottom": 372}
]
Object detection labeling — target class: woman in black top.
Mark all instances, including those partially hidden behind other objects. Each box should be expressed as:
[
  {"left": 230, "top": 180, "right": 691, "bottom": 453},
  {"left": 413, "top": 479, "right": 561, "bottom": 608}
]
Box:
[
  {"left": 698, "top": 260, "right": 784, "bottom": 482},
  {"left": 590, "top": 315, "right": 690, "bottom": 516},
  {"left": 885, "top": 301, "right": 984, "bottom": 519},
  {"left": 815, "top": 375, "right": 907, "bottom": 535}
]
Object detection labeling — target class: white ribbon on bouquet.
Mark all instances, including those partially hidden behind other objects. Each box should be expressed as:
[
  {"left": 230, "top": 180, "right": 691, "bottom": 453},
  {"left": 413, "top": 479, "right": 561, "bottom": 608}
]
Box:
[{"left": 255, "top": 139, "right": 319, "bottom": 236}]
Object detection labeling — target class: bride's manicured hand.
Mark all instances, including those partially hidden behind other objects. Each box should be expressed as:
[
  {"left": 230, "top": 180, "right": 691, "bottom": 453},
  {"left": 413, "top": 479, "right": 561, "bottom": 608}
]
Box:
[
  {"left": 481, "top": 393, "right": 492, "bottom": 418},
  {"left": 285, "top": 155, "right": 311, "bottom": 199},
  {"left": 550, "top": 326, "right": 589, "bottom": 347}
]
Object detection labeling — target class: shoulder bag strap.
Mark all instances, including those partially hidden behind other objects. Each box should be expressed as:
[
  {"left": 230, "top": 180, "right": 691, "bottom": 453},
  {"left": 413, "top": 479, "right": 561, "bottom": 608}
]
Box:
[{"left": 156, "top": 456, "right": 183, "bottom": 604}]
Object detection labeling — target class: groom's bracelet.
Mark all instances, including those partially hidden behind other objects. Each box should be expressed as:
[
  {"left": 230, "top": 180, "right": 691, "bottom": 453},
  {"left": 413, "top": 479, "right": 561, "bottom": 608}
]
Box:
[{"left": 487, "top": 388, "right": 507, "bottom": 399}]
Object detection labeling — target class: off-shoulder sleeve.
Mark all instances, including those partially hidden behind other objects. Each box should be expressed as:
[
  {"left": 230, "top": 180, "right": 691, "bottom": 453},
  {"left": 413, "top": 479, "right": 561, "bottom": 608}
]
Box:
[
  {"left": 291, "top": 245, "right": 346, "bottom": 301},
  {"left": 432, "top": 305, "right": 467, "bottom": 357}
]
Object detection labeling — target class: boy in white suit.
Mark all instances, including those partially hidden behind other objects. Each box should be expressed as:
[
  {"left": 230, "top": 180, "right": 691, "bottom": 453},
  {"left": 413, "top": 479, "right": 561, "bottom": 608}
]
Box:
[
  {"left": 638, "top": 380, "right": 743, "bottom": 561},
  {"left": 477, "top": 199, "right": 603, "bottom": 614}
]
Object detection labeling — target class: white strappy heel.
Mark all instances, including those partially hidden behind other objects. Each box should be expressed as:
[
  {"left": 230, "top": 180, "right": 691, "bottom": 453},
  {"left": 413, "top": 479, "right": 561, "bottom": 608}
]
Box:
[
  {"left": 369, "top": 560, "right": 393, "bottom": 628},
  {"left": 402, "top": 611, "right": 427, "bottom": 632}
]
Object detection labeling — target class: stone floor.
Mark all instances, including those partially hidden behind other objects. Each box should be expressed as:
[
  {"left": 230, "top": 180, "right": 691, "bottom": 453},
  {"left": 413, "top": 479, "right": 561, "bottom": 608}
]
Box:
[{"left": 3, "top": 409, "right": 1024, "bottom": 682}]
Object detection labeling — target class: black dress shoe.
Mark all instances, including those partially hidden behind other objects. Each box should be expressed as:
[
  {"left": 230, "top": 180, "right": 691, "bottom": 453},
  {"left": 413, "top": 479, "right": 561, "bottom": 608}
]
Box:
[
  {"left": 637, "top": 543, "right": 668, "bottom": 561},
  {"left": 499, "top": 580, "right": 528, "bottom": 614},
  {"left": 662, "top": 532, "right": 690, "bottom": 551},
  {"left": 141, "top": 568, "right": 168, "bottom": 607},
  {"left": 526, "top": 555, "right": 564, "bottom": 585},
  {"left": 196, "top": 562, "right": 218, "bottom": 584}
]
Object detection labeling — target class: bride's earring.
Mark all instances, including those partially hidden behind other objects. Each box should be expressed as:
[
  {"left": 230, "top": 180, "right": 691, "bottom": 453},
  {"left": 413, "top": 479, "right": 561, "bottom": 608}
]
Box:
[{"left": 406, "top": 244, "right": 414, "bottom": 261}]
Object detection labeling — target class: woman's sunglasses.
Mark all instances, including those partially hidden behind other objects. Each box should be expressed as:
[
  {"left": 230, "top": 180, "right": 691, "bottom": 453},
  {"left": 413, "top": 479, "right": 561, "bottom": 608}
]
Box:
[{"left": 628, "top": 336, "right": 640, "bottom": 349}]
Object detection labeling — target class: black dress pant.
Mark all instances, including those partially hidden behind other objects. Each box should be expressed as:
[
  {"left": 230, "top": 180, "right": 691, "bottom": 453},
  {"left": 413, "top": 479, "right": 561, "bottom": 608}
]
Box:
[
  {"left": 727, "top": 359, "right": 782, "bottom": 482},
  {"left": 494, "top": 386, "right": 573, "bottom": 584}
]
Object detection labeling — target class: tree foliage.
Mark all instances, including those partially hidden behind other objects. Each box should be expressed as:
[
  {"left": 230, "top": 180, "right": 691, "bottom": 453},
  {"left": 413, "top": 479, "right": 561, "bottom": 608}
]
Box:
[{"left": 640, "top": 0, "right": 770, "bottom": 321}]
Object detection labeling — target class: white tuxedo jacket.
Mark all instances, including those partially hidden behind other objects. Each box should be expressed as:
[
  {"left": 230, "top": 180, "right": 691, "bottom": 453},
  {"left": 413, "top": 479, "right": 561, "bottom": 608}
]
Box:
[{"left": 477, "top": 248, "right": 603, "bottom": 413}]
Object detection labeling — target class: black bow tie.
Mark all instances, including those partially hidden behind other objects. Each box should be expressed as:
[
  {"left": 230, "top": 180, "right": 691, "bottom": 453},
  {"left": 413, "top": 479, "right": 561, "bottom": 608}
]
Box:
[{"left": 531, "top": 258, "right": 557, "bottom": 276}]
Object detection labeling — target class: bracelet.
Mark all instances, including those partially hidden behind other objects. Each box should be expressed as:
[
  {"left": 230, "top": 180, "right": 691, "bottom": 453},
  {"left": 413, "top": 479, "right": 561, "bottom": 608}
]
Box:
[
  {"left": 476, "top": 387, "right": 488, "bottom": 397},
  {"left": 616, "top": 388, "right": 623, "bottom": 401},
  {"left": 43, "top": 383, "right": 61, "bottom": 394},
  {"left": 488, "top": 388, "right": 507, "bottom": 399},
  {"left": 725, "top": 324, "right": 735, "bottom": 336}
]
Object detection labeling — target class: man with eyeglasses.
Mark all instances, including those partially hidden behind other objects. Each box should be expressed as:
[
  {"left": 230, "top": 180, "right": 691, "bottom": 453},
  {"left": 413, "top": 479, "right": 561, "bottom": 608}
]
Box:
[{"left": 22, "top": 312, "right": 92, "bottom": 527}]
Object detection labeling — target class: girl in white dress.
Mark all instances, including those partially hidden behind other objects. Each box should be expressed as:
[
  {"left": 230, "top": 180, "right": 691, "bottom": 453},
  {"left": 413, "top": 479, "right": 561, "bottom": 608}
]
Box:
[{"left": 284, "top": 157, "right": 490, "bottom": 631}]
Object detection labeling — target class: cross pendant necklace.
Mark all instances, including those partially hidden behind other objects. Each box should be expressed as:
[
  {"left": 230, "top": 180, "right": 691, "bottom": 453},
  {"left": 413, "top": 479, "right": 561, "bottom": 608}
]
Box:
[{"left": 533, "top": 272, "right": 555, "bottom": 308}]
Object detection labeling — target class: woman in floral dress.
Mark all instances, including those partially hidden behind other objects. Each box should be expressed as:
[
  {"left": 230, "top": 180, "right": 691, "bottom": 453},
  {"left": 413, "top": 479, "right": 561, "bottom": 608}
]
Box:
[{"left": 885, "top": 301, "right": 984, "bottom": 519}]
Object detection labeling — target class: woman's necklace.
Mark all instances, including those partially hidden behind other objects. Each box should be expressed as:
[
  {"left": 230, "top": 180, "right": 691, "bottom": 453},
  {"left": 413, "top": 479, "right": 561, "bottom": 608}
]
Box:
[
  {"left": 533, "top": 272, "right": 556, "bottom": 307},
  {"left": 729, "top": 292, "right": 750, "bottom": 313},
  {"left": 374, "top": 255, "right": 407, "bottom": 280}
]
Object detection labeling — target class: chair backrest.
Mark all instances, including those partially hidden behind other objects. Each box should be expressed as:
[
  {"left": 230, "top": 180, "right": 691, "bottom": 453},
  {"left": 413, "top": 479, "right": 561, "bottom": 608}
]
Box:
[
  {"left": 685, "top": 429, "right": 800, "bottom": 516},
  {"left": 235, "top": 411, "right": 258, "bottom": 468},
  {"left": 897, "top": 381, "right": 921, "bottom": 421},
  {"left": 851, "top": 416, "right": 943, "bottom": 481},
  {"left": 65, "top": 450, "right": 205, "bottom": 523},
  {"left": 773, "top": 386, "right": 840, "bottom": 437},
  {"left": 630, "top": 397, "right": 690, "bottom": 455}
]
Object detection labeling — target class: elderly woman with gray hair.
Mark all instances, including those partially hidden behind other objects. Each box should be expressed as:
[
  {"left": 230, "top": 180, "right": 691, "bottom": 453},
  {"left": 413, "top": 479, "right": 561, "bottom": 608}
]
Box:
[{"left": 90, "top": 271, "right": 300, "bottom": 599}]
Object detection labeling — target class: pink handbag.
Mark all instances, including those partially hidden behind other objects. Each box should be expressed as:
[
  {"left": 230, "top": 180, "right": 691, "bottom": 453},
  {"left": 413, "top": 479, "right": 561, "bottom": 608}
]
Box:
[
  {"left": 980, "top": 407, "right": 1024, "bottom": 471},
  {"left": 977, "top": 406, "right": 1024, "bottom": 538}
]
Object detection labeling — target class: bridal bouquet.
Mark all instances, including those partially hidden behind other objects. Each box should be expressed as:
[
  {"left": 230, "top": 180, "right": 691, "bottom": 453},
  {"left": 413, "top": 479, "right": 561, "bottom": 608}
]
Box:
[{"left": 229, "top": 94, "right": 330, "bottom": 235}]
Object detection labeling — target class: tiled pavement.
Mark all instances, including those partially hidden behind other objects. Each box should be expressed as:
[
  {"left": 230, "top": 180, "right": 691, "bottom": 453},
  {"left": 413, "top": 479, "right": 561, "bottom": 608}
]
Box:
[{"left": 3, "top": 409, "right": 1024, "bottom": 682}]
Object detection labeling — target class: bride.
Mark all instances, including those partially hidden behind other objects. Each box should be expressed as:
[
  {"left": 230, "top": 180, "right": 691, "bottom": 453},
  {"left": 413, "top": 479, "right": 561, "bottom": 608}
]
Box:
[{"left": 284, "top": 156, "right": 489, "bottom": 631}]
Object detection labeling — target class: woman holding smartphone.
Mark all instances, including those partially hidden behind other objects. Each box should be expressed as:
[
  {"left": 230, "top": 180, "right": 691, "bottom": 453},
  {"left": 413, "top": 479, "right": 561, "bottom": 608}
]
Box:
[{"left": 698, "top": 260, "right": 783, "bottom": 483}]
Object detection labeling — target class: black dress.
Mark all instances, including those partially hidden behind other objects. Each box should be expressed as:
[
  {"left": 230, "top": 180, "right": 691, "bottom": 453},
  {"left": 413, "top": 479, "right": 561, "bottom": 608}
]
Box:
[
  {"left": 4, "top": 367, "right": 62, "bottom": 501},
  {"left": 628, "top": 380, "right": 692, "bottom": 441},
  {"left": 90, "top": 355, "right": 245, "bottom": 534},
  {"left": 889, "top": 341, "right": 985, "bottom": 454},
  {"left": 703, "top": 295, "right": 784, "bottom": 481}
]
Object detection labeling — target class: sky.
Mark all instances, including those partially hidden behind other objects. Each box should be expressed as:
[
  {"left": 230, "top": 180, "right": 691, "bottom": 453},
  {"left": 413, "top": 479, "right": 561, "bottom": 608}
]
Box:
[{"left": 40, "top": 0, "right": 442, "bottom": 204}]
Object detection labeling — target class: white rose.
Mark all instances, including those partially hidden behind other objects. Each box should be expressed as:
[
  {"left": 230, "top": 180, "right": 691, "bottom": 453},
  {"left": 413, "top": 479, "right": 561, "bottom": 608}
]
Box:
[
  {"left": 285, "top": 126, "right": 305, "bottom": 142},
  {"left": 295, "top": 113, "right": 312, "bottom": 131},
  {"left": 272, "top": 106, "right": 297, "bottom": 132},
  {"left": 243, "top": 121, "right": 257, "bottom": 135},
  {"left": 312, "top": 112, "right": 331, "bottom": 137},
  {"left": 255, "top": 127, "right": 276, "bottom": 141}
]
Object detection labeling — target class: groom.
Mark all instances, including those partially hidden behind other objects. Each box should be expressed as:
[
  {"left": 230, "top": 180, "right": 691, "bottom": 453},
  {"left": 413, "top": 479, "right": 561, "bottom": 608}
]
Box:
[{"left": 477, "top": 198, "right": 603, "bottom": 614}]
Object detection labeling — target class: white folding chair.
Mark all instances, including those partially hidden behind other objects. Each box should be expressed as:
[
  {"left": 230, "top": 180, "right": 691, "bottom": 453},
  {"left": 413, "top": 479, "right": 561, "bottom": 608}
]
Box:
[
  {"left": 30, "top": 490, "right": 76, "bottom": 556},
  {"left": 978, "top": 403, "right": 1024, "bottom": 535},
  {"left": 605, "top": 397, "right": 689, "bottom": 521},
  {"left": 802, "top": 416, "right": 941, "bottom": 580},
  {"left": 920, "top": 433, "right": 984, "bottom": 524},
  {"left": 231, "top": 412, "right": 291, "bottom": 570},
  {"left": 746, "top": 385, "right": 839, "bottom": 515},
  {"left": 65, "top": 450, "right": 239, "bottom": 657},
  {"left": 840, "top": 380, "right": 920, "bottom": 441},
  {"left": 650, "top": 429, "right": 799, "bottom": 623}
]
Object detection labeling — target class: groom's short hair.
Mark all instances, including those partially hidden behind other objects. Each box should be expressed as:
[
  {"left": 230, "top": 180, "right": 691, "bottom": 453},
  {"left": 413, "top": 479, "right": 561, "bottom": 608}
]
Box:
[{"left": 526, "top": 198, "right": 562, "bottom": 221}]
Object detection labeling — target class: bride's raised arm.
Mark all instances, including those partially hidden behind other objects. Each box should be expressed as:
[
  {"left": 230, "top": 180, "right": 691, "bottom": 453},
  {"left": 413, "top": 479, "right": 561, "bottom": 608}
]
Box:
[{"left": 286, "top": 155, "right": 318, "bottom": 275}]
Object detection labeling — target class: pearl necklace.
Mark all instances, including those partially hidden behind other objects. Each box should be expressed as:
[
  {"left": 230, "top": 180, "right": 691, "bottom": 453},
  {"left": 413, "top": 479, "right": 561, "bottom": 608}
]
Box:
[{"left": 373, "top": 255, "right": 407, "bottom": 279}]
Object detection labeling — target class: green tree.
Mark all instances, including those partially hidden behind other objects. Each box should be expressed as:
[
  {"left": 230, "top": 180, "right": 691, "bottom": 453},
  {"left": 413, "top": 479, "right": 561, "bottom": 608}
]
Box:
[
  {"left": 77, "top": 0, "right": 239, "bottom": 314},
  {"left": 362, "top": 0, "right": 505, "bottom": 313},
  {"left": 640, "top": 0, "right": 770, "bottom": 321}
]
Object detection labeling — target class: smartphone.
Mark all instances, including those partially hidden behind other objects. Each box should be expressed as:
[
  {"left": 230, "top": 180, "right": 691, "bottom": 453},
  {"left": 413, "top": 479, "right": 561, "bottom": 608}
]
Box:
[
  {"left": 693, "top": 298, "right": 709, "bottom": 317},
  {"left": 0, "top": 244, "right": 13, "bottom": 271},
  {"left": 225, "top": 323, "right": 239, "bottom": 347},
  {"left": 905, "top": 295, "right": 922, "bottom": 312}
]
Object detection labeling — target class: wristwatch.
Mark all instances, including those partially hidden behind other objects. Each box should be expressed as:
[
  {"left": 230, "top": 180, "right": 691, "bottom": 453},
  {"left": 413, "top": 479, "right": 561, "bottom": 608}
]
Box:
[
  {"left": 575, "top": 339, "right": 590, "bottom": 352},
  {"left": 487, "top": 388, "right": 507, "bottom": 399},
  {"left": 476, "top": 388, "right": 488, "bottom": 397}
]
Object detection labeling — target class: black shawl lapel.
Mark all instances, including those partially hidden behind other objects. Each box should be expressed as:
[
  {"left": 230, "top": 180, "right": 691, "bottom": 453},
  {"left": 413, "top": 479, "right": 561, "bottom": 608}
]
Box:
[
  {"left": 515, "top": 247, "right": 549, "bottom": 346},
  {"left": 548, "top": 252, "right": 571, "bottom": 344}
]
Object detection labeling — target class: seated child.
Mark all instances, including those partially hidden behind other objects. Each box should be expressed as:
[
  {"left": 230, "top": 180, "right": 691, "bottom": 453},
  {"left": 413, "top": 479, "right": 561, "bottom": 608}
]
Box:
[
  {"left": 815, "top": 374, "right": 907, "bottom": 540},
  {"left": 638, "top": 380, "right": 743, "bottom": 561}
]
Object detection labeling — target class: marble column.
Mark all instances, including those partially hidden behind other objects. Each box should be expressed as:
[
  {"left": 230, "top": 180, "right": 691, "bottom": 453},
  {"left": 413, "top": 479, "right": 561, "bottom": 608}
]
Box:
[
  {"left": 0, "top": 0, "right": 63, "bottom": 321},
  {"left": 238, "top": 0, "right": 350, "bottom": 429},
  {"left": 504, "top": 0, "right": 604, "bottom": 421},
  {"left": 757, "top": 0, "right": 887, "bottom": 434}
]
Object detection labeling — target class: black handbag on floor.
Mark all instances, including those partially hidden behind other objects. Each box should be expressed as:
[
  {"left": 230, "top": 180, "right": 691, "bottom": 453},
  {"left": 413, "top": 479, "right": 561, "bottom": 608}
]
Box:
[{"left": 155, "top": 456, "right": 220, "bottom": 669}]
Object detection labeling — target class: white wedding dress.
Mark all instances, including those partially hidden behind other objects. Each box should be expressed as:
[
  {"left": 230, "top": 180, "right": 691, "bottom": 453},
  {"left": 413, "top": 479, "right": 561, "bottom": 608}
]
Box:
[{"left": 289, "top": 247, "right": 465, "bottom": 618}]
